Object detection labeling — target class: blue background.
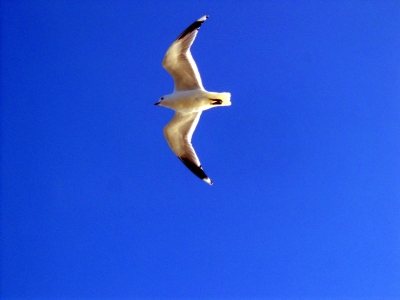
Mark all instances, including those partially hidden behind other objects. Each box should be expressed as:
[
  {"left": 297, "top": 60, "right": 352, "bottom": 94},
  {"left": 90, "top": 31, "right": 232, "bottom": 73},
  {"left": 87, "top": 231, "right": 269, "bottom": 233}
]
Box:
[{"left": 1, "top": 1, "right": 400, "bottom": 299}]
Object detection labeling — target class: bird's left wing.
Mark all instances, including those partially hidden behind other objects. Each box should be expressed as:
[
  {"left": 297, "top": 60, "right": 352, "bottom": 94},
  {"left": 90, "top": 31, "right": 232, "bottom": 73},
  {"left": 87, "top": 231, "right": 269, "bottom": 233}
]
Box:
[
  {"left": 163, "top": 111, "right": 213, "bottom": 185},
  {"left": 162, "top": 15, "right": 208, "bottom": 92}
]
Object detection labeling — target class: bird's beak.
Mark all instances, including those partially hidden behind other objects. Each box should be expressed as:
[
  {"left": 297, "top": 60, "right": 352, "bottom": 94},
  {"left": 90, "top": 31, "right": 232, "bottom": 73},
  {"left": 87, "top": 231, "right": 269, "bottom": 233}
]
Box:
[{"left": 154, "top": 102, "right": 160, "bottom": 106}]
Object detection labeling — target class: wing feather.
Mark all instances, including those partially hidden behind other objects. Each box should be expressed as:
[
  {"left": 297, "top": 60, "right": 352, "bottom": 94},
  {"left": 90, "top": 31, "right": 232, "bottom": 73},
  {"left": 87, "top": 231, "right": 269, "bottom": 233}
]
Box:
[
  {"left": 162, "top": 15, "right": 208, "bottom": 91},
  {"left": 163, "top": 111, "right": 213, "bottom": 185}
]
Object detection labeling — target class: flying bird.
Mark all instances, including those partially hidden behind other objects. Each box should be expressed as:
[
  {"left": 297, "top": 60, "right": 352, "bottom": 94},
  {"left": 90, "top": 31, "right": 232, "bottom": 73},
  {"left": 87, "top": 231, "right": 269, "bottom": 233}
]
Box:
[{"left": 155, "top": 15, "right": 231, "bottom": 185}]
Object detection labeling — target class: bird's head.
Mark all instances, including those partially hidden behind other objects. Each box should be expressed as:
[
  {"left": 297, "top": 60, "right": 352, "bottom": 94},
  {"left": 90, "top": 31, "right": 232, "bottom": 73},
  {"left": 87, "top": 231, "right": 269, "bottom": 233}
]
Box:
[{"left": 154, "top": 95, "right": 168, "bottom": 106}]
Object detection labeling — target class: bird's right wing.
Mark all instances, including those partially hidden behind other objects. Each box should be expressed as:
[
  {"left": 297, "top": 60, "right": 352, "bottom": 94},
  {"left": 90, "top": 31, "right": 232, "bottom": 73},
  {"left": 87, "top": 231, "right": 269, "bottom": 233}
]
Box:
[{"left": 163, "top": 111, "right": 213, "bottom": 185}]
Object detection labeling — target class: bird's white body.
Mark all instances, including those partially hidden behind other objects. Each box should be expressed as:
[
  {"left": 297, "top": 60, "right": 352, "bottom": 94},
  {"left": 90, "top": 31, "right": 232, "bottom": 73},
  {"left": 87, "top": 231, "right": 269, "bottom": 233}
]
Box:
[
  {"left": 155, "top": 15, "right": 231, "bottom": 185},
  {"left": 159, "top": 89, "right": 231, "bottom": 113}
]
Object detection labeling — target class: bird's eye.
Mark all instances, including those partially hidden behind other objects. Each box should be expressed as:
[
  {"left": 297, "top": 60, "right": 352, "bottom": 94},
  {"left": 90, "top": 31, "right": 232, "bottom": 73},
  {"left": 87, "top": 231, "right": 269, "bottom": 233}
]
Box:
[{"left": 161, "top": 97, "right": 164, "bottom": 100}]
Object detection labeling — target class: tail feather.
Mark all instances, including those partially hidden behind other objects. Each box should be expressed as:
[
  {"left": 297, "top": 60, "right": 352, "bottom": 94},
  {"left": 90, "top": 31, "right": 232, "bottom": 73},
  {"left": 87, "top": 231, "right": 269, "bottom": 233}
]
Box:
[{"left": 209, "top": 92, "right": 231, "bottom": 106}]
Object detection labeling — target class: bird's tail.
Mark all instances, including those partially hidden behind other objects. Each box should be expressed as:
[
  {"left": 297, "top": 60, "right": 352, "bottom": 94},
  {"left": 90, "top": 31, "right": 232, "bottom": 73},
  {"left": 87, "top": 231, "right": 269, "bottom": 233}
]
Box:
[{"left": 209, "top": 92, "right": 231, "bottom": 106}]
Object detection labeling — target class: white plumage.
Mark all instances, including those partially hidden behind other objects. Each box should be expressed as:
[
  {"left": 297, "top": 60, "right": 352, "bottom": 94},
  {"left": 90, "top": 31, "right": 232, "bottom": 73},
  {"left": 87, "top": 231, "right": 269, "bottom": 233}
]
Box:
[{"left": 155, "top": 15, "right": 231, "bottom": 185}]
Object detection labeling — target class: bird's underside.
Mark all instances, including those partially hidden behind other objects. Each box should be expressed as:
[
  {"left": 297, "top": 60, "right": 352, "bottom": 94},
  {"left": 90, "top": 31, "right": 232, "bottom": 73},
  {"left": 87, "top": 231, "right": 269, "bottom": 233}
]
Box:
[{"left": 157, "top": 15, "right": 230, "bottom": 185}]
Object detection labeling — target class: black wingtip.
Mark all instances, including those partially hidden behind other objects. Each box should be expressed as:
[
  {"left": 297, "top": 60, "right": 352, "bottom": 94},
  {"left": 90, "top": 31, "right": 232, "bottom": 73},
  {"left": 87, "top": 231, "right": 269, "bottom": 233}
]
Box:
[
  {"left": 177, "top": 15, "right": 209, "bottom": 40},
  {"left": 178, "top": 156, "right": 212, "bottom": 185}
]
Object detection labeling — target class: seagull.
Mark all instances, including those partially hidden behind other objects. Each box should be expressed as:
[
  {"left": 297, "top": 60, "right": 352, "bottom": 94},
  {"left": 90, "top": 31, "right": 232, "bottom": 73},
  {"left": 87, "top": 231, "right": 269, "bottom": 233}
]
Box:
[{"left": 154, "top": 15, "right": 231, "bottom": 185}]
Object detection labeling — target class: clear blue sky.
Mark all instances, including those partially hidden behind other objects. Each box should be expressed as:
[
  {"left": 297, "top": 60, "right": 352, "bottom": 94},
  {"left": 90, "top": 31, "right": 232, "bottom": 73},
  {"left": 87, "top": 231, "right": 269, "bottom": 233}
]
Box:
[{"left": 1, "top": 1, "right": 400, "bottom": 299}]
